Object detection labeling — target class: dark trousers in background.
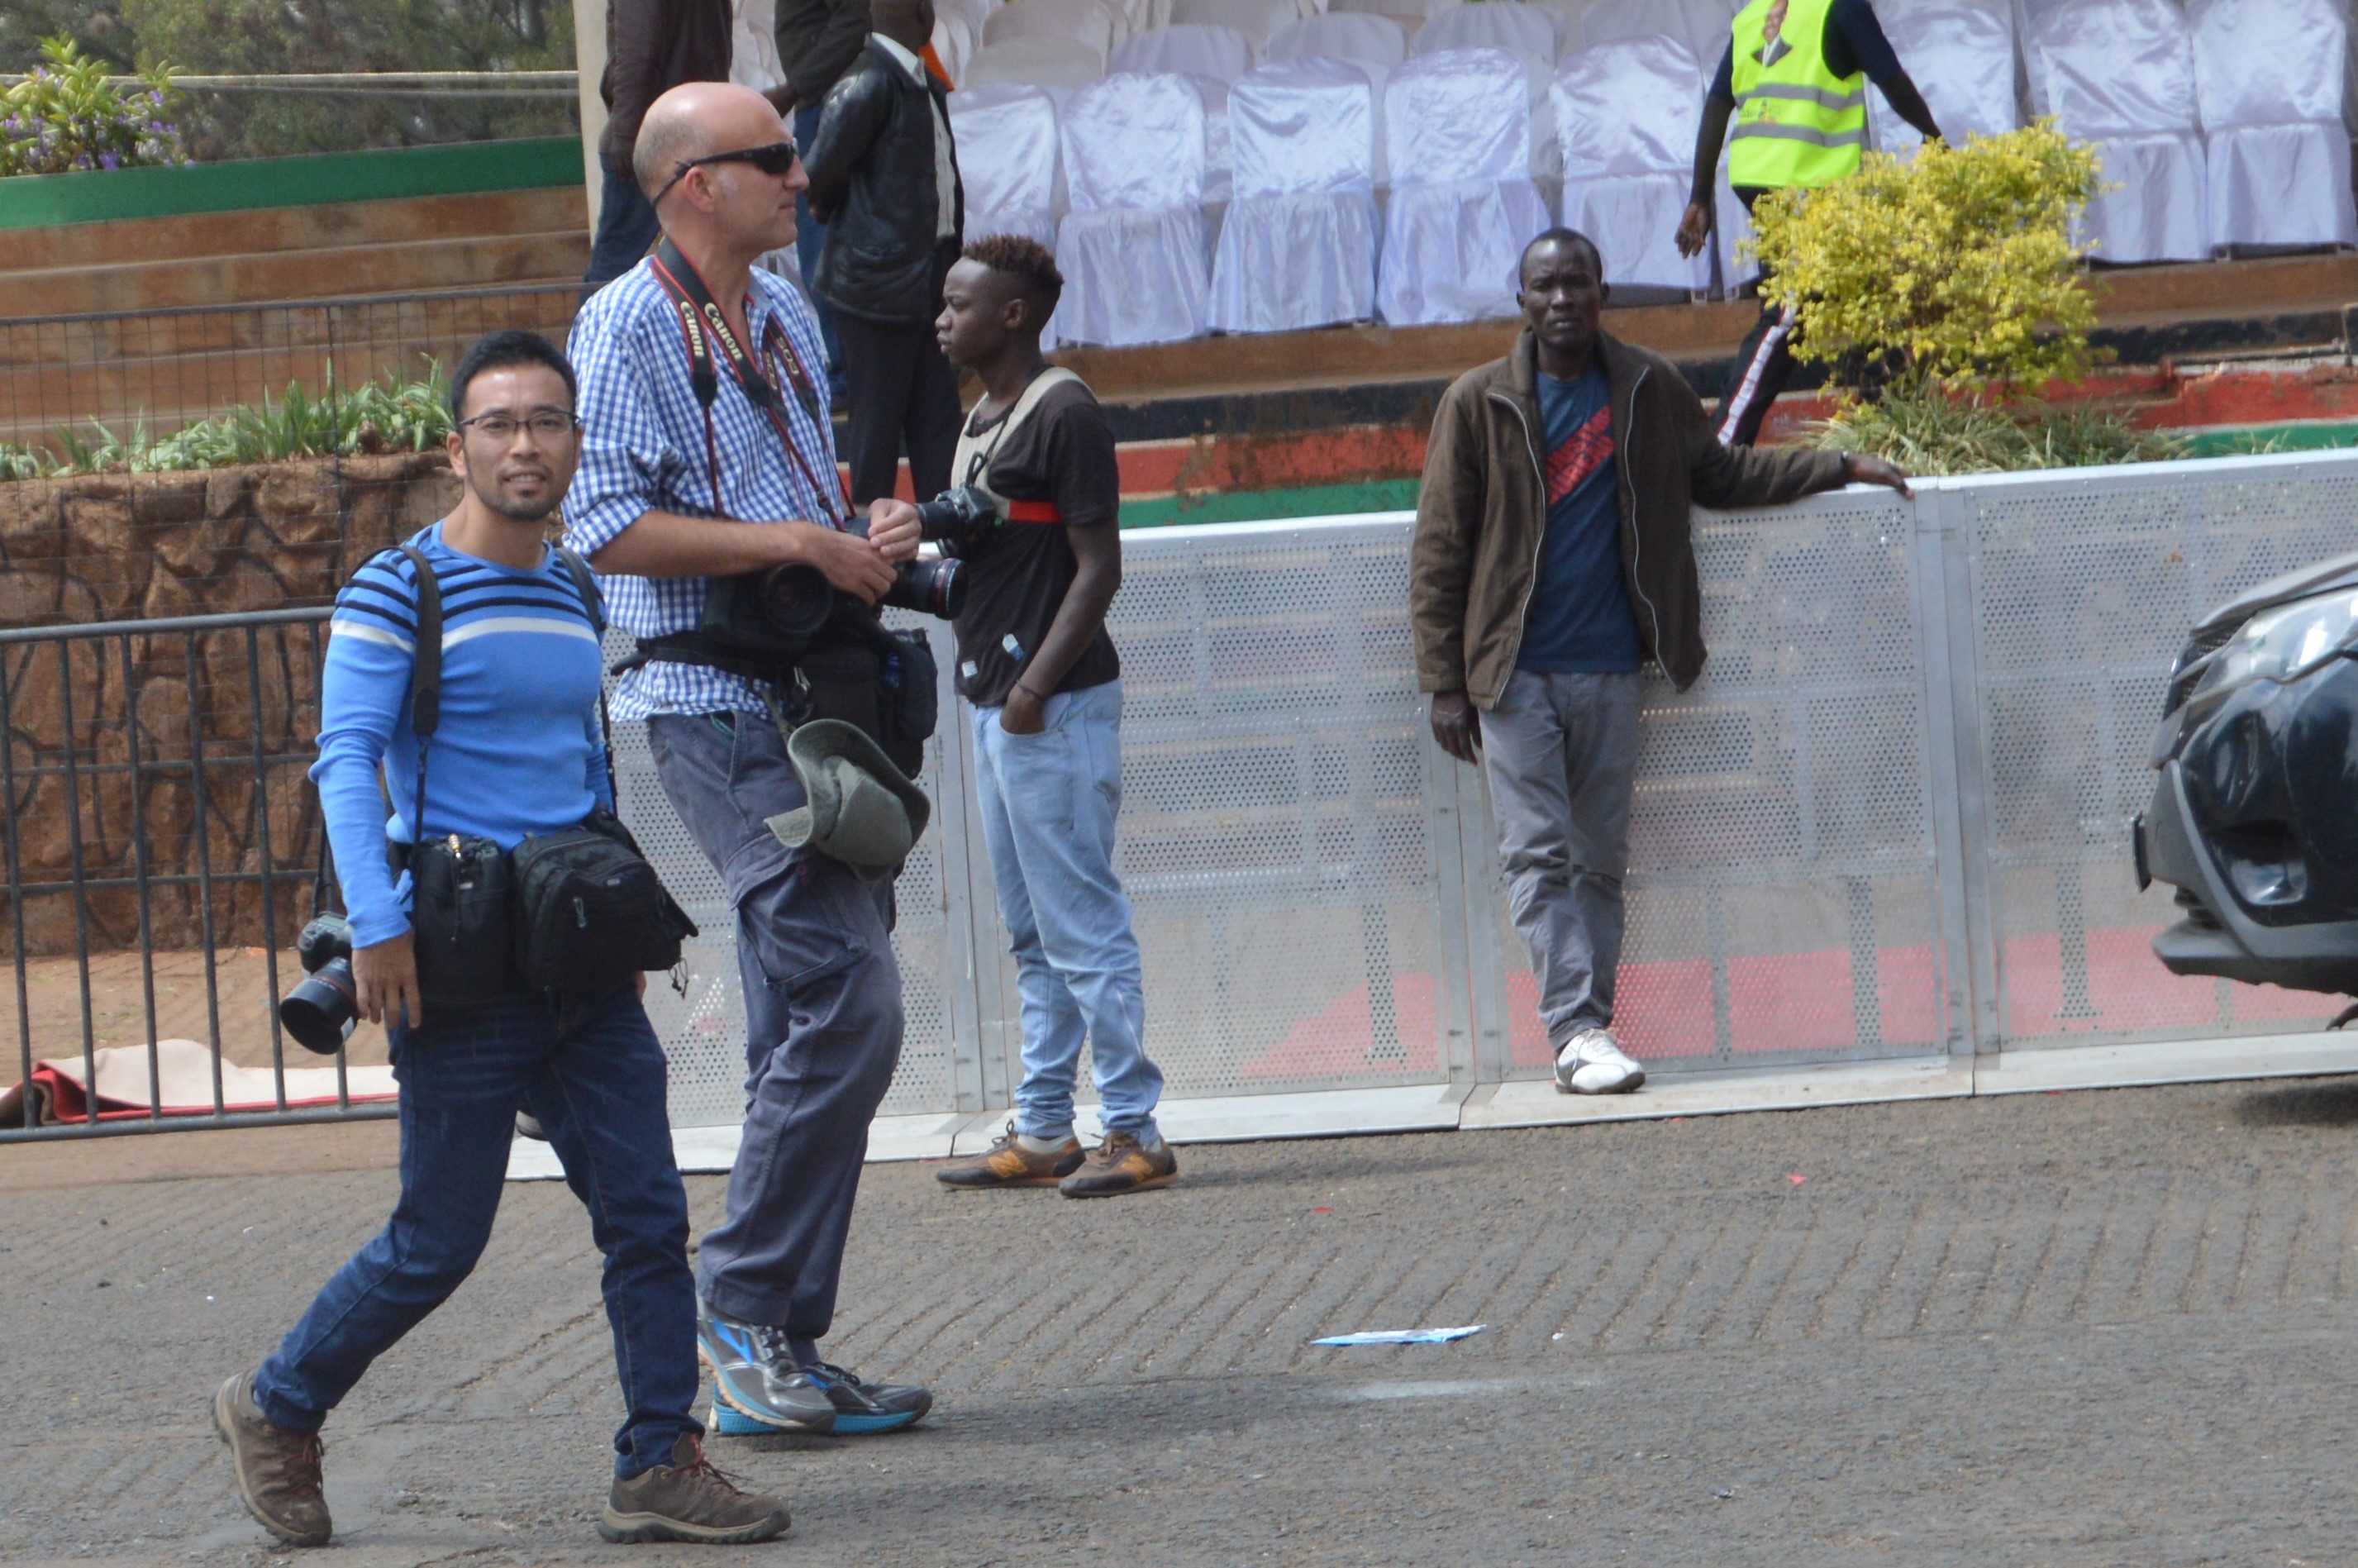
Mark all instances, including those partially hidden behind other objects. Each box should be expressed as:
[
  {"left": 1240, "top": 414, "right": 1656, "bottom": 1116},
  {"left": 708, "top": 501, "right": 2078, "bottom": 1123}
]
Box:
[
  {"left": 836, "top": 279, "right": 964, "bottom": 507},
  {"left": 1713, "top": 184, "right": 1793, "bottom": 449},
  {"left": 645, "top": 710, "right": 903, "bottom": 1346},
  {"left": 583, "top": 156, "right": 664, "bottom": 295},
  {"left": 793, "top": 102, "right": 844, "bottom": 376},
  {"left": 250, "top": 989, "right": 699, "bottom": 1479}
]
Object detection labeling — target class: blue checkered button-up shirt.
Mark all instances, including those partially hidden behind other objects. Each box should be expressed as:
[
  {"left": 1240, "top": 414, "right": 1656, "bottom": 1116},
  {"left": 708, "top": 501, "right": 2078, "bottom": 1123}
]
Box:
[{"left": 564, "top": 258, "right": 843, "bottom": 721}]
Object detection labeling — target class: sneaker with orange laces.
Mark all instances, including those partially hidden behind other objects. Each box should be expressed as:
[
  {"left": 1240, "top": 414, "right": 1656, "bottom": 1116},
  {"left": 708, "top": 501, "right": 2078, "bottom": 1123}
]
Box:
[
  {"left": 1059, "top": 1130, "right": 1179, "bottom": 1198},
  {"left": 212, "top": 1372, "right": 331, "bottom": 1547},
  {"left": 599, "top": 1432, "right": 791, "bottom": 1544},
  {"left": 935, "top": 1122, "right": 1085, "bottom": 1189}
]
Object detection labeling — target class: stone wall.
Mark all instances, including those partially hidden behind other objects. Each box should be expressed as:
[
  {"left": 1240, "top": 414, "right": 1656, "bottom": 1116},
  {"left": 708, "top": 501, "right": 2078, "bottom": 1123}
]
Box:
[{"left": 0, "top": 455, "right": 460, "bottom": 956}]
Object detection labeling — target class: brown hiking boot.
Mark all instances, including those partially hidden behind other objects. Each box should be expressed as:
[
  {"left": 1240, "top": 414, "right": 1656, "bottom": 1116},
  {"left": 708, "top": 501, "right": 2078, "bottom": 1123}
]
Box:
[
  {"left": 212, "top": 1372, "right": 331, "bottom": 1547},
  {"left": 936, "top": 1122, "right": 1084, "bottom": 1188},
  {"left": 599, "top": 1432, "right": 790, "bottom": 1544},
  {"left": 1059, "top": 1131, "right": 1179, "bottom": 1198}
]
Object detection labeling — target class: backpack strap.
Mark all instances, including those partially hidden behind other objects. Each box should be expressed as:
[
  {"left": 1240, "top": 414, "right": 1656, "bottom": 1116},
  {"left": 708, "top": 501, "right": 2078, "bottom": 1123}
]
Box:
[
  {"left": 397, "top": 544, "right": 442, "bottom": 846},
  {"left": 551, "top": 543, "right": 620, "bottom": 806}
]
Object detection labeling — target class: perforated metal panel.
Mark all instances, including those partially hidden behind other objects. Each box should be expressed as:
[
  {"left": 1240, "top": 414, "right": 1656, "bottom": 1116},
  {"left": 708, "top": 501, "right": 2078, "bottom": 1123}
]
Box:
[
  {"left": 1960, "top": 456, "right": 2358, "bottom": 1050},
  {"left": 607, "top": 622, "right": 964, "bottom": 1127},
  {"left": 958, "top": 520, "right": 1465, "bottom": 1103},
  {"left": 1460, "top": 491, "right": 1947, "bottom": 1075}
]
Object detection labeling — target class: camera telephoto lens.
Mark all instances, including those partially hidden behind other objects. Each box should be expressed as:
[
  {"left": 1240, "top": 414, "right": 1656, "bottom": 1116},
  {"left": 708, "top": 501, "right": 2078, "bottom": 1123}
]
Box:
[
  {"left": 279, "top": 956, "right": 361, "bottom": 1055},
  {"left": 754, "top": 563, "right": 836, "bottom": 644},
  {"left": 885, "top": 557, "right": 967, "bottom": 620}
]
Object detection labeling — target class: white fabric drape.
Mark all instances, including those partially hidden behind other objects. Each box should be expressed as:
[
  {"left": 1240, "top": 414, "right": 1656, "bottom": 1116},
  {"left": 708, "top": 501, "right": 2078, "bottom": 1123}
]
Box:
[
  {"left": 1210, "top": 57, "right": 1379, "bottom": 330},
  {"left": 1868, "top": 0, "right": 2022, "bottom": 153},
  {"left": 932, "top": 11, "right": 977, "bottom": 85},
  {"left": 965, "top": 36, "right": 1109, "bottom": 91},
  {"left": 1112, "top": 22, "right": 1260, "bottom": 79},
  {"left": 2189, "top": 0, "right": 2358, "bottom": 249},
  {"left": 1266, "top": 12, "right": 1406, "bottom": 180},
  {"left": 984, "top": 0, "right": 1123, "bottom": 58},
  {"left": 1378, "top": 49, "right": 1550, "bottom": 322},
  {"left": 1054, "top": 73, "right": 1213, "bottom": 343},
  {"left": 1553, "top": 36, "right": 1710, "bottom": 291},
  {"left": 2026, "top": 0, "right": 2209, "bottom": 261},
  {"left": 1169, "top": 0, "right": 1303, "bottom": 43},
  {"left": 1577, "top": 0, "right": 1732, "bottom": 63}
]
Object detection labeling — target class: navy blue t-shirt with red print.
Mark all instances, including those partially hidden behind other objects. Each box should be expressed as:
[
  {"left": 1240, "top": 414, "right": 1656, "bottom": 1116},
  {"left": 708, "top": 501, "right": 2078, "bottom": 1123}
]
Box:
[{"left": 1517, "top": 367, "right": 1644, "bottom": 675}]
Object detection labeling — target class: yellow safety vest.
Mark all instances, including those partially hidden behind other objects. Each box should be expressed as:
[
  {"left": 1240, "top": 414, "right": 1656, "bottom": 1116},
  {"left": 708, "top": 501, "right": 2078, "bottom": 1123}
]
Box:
[{"left": 1727, "top": 0, "right": 1868, "bottom": 190}]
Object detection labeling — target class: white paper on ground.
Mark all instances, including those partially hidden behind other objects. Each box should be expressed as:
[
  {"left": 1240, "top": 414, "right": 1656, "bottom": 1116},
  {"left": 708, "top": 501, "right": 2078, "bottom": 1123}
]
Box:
[{"left": 1311, "top": 1324, "right": 1487, "bottom": 1346}]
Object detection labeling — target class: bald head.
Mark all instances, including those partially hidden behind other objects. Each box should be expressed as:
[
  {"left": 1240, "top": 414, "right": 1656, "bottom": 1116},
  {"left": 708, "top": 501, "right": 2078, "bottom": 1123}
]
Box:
[{"left": 633, "top": 82, "right": 781, "bottom": 198}]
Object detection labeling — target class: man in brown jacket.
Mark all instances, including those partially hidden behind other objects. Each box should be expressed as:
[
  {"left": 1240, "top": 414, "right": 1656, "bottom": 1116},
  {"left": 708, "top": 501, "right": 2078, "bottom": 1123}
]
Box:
[{"left": 1411, "top": 228, "right": 1909, "bottom": 1094}]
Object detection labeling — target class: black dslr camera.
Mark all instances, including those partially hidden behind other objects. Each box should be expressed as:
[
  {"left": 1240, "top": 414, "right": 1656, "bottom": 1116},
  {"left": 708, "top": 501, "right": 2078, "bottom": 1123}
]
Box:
[
  {"left": 279, "top": 913, "right": 360, "bottom": 1054},
  {"left": 850, "top": 498, "right": 977, "bottom": 621}
]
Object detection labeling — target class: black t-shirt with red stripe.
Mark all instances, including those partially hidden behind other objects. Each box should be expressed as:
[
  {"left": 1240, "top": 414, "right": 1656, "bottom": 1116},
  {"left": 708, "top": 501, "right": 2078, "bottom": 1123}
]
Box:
[{"left": 946, "top": 377, "right": 1123, "bottom": 708}]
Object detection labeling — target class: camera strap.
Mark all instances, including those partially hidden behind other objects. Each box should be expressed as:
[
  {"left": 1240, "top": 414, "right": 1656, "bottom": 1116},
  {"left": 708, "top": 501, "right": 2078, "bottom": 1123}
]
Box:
[
  {"left": 952, "top": 365, "right": 1081, "bottom": 526},
  {"left": 649, "top": 238, "right": 847, "bottom": 528}
]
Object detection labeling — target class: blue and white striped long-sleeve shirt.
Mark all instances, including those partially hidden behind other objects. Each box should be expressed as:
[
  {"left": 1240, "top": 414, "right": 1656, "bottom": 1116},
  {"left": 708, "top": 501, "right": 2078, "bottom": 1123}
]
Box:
[
  {"left": 312, "top": 527, "right": 612, "bottom": 947},
  {"left": 564, "top": 257, "right": 846, "bottom": 722}
]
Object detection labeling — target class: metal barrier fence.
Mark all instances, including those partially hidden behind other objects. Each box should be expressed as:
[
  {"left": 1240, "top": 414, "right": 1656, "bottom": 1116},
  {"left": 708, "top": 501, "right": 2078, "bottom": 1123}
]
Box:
[
  {"left": 0, "top": 286, "right": 580, "bottom": 455},
  {"left": 6, "top": 449, "right": 2353, "bottom": 1139}
]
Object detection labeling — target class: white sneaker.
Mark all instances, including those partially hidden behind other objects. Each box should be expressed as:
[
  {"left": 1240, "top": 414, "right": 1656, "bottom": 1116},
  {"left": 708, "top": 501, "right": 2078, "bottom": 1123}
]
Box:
[{"left": 1553, "top": 1028, "right": 1645, "bottom": 1095}]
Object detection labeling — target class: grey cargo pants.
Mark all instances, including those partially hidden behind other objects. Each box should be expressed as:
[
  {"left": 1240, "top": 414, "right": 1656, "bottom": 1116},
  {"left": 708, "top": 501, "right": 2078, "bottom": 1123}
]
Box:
[
  {"left": 1478, "top": 670, "right": 1643, "bottom": 1045},
  {"left": 646, "top": 709, "right": 903, "bottom": 1338}
]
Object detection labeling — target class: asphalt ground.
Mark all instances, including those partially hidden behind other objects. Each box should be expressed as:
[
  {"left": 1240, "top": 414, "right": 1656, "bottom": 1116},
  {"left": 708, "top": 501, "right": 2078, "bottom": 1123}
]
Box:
[{"left": 5, "top": 1075, "right": 2358, "bottom": 1567}]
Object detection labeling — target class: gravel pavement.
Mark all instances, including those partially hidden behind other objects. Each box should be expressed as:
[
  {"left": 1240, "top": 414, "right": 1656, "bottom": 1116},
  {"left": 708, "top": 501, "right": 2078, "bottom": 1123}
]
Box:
[{"left": 6, "top": 1076, "right": 2358, "bottom": 1566}]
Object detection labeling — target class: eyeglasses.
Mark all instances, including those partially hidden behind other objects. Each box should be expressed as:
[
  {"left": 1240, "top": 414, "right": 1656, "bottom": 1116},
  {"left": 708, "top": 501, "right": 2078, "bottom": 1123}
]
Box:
[
  {"left": 455, "top": 411, "right": 578, "bottom": 442},
  {"left": 650, "top": 141, "right": 799, "bottom": 207}
]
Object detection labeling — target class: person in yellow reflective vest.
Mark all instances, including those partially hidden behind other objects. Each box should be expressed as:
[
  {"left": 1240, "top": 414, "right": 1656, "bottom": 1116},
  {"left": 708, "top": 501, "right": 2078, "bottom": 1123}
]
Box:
[{"left": 1674, "top": 0, "right": 1944, "bottom": 446}]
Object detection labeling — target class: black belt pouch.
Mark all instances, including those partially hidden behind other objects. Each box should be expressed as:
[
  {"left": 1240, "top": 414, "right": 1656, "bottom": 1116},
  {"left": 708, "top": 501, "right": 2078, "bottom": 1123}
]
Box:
[{"left": 398, "top": 835, "right": 522, "bottom": 1011}]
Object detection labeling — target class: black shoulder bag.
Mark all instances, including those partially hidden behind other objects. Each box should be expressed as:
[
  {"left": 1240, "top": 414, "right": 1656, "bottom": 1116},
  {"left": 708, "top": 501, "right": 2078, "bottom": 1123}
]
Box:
[{"left": 398, "top": 544, "right": 697, "bottom": 1008}]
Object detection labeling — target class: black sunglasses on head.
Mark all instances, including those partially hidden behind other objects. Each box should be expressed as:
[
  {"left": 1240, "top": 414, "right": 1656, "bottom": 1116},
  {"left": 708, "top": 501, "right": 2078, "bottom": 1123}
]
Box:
[{"left": 651, "top": 140, "right": 799, "bottom": 207}]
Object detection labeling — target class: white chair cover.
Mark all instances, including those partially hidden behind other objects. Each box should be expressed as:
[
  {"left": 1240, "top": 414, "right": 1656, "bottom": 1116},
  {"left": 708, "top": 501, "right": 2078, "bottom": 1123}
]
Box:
[
  {"left": 1413, "top": 2, "right": 1560, "bottom": 71},
  {"left": 731, "top": 0, "right": 788, "bottom": 92},
  {"left": 2190, "top": 0, "right": 2357, "bottom": 249},
  {"left": 1268, "top": 11, "right": 1408, "bottom": 66},
  {"left": 965, "top": 35, "right": 1110, "bottom": 89},
  {"left": 984, "top": 0, "right": 1122, "bottom": 58},
  {"left": 949, "top": 83, "right": 1064, "bottom": 246},
  {"left": 2027, "top": 0, "right": 2208, "bottom": 261},
  {"left": 1107, "top": 0, "right": 1174, "bottom": 31},
  {"left": 931, "top": 10, "right": 977, "bottom": 85},
  {"left": 1867, "top": 0, "right": 2022, "bottom": 154},
  {"left": 1210, "top": 57, "right": 1379, "bottom": 330},
  {"left": 1578, "top": 0, "right": 1729, "bottom": 62},
  {"left": 1329, "top": 0, "right": 1459, "bottom": 19},
  {"left": 1055, "top": 73, "right": 1212, "bottom": 343},
  {"left": 1169, "top": 0, "right": 1301, "bottom": 41},
  {"left": 938, "top": 0, "right": 1002, "bottom": 36},
  {"left": 1378, "top": 49, "right": 1551, "bottom": 322},
  {"left": 1551, "top": 36, "right": 1709, "bottom": 291},
  {"left": 1112, "top": 21, "right": 1259, "bottom": 79}
]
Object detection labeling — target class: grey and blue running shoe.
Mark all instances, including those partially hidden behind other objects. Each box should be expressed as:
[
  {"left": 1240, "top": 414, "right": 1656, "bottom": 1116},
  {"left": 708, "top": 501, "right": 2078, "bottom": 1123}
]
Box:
[
  {"left": 806, "top": 1363, "right": 932, "bottom": 1435},
  {"left": 695, "top": 1299, "right": 836, "bottom": 1435}
]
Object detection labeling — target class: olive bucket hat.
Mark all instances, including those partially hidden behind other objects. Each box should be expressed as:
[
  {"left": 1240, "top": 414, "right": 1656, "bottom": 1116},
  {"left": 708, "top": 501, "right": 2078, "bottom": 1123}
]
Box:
[{"left": 765, "top": 719, "right": 931, "bottom": 883}]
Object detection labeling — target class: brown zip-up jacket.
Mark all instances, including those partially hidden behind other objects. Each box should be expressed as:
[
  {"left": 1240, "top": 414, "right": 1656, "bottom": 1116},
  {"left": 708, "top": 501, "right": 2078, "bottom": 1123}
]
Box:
[{"left": 1411, "top": 327, "right": 1847, "bottom": 707}]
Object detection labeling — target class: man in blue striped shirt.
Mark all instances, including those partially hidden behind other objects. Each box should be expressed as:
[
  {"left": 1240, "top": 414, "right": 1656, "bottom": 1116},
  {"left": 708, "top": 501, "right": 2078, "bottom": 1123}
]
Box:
[
  {"left": 213, "top": 332, "right": 789, "bottom": 1548},
  {"left": 566, "top": 81, "right": 936, "bottom": 1440}
]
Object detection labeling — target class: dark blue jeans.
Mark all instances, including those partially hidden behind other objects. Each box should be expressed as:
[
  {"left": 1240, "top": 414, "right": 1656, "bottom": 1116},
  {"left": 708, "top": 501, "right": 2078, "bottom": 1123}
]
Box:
[
  {"left": 583, "top": 155, "right": 663, "bottom": 293},
  {"left": 251, "top": 989, "right": 698, "bottom": 1479}
]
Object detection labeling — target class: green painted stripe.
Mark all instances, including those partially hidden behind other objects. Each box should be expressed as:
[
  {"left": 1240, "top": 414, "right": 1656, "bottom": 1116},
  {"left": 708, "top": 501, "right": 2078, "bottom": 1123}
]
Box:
[
  {"left": 1120, "top": 479, "right": 1420, "bottom": 529},
  {"left": 2173, "top": 420, "right": 2358, "bottom": 457},
  {"left": 0, "top": 136, "right": 584, "bottom": 231}
]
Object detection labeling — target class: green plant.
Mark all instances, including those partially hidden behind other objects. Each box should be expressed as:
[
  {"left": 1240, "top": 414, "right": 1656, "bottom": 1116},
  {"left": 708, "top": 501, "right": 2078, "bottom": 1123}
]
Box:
[
  {"left": 1746, "top": 121, "right": 2103, "bottom": 394},
  {"left": 1801, "top": 384, "right": 2189, "bottom": 476},
  {"left": 8, "top": 361, "right": 452, "bottom": 475},
  {"left": 0, "top": 33, "right": 184, "bottom": 175}
]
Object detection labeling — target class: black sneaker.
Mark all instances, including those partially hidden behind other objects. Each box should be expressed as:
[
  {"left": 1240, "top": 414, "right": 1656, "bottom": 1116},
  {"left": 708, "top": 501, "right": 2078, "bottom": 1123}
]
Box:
[
  {"left": 695, "top": 1299, "right": 837, "bottom": 1435},
  {"left": 807, "top": 1363, "right": 932, "bottom": 1434}
]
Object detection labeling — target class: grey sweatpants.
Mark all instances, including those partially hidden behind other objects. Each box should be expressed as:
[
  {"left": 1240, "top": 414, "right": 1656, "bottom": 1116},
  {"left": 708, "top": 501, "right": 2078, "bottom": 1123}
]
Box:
[
  {"left": 1478, "top": 669, "right": 1643, "bottom": 1045},
  {"left": 645, "top": 709, "right": 903, "bottom": 1340}
]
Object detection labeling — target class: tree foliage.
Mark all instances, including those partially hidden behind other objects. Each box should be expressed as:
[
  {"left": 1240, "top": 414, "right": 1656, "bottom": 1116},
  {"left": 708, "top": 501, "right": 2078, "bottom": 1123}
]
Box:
[
  {"left": 0, "top": 34, "right": 187, "bottom": 174},
  {"left": 1746, "top": 121, "right": 2103, "bottom": 394}
]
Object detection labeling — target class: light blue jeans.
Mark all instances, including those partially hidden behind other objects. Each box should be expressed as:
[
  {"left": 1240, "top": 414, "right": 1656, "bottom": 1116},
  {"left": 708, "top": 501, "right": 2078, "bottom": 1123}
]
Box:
[{"left": 970, "top": 679, "right": 1162, "bottom": 1141}]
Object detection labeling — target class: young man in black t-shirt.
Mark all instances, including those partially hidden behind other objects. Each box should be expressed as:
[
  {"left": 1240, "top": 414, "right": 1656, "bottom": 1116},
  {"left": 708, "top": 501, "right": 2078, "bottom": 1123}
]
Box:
[{"left": 900, "top": 236, "right": 1174, "bottom": 1199}]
